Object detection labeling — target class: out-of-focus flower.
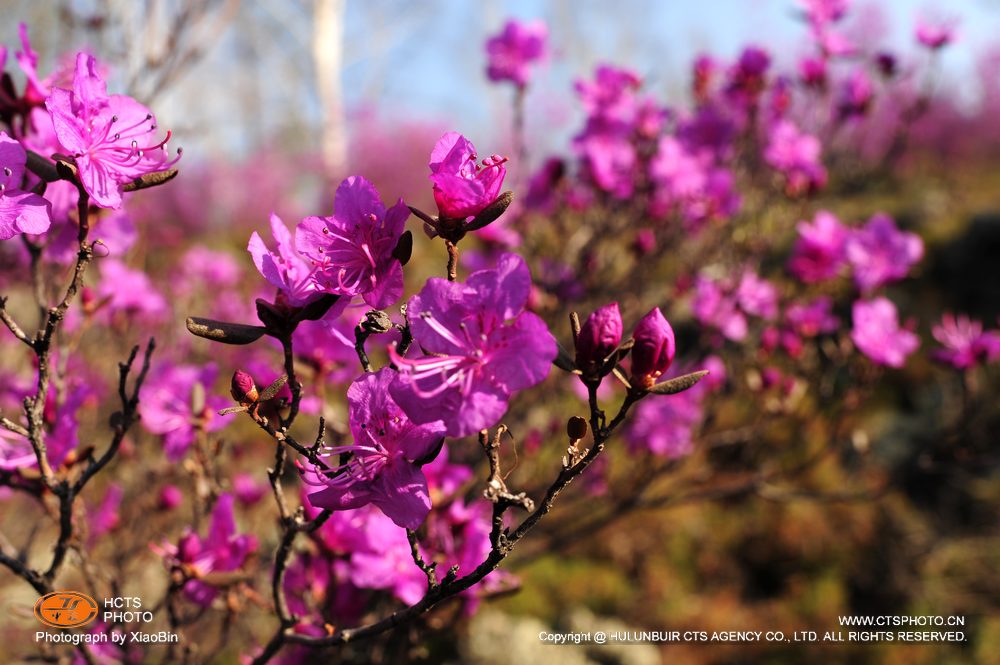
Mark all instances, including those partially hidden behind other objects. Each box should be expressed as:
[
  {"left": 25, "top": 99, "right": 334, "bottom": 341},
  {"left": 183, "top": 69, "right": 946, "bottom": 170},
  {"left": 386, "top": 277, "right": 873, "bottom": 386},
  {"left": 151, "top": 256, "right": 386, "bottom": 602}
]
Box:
[
  {"left": 916, "top": 18, "right": 956, "bottom": 50},
  {"left": 295, "top": 176, "right": 408, "bottom": 309},
  {"left": 851, "top": 297, "right": 918, "bottom": 368},
  {"left": 836, "top": 68, "right": 874, "bottom": 119},
  {"left": 845, "top": 213, "right": 923, "bottom": 292},
  {"left": 799, "top": 56, "right": 828, "bottom": 88},
  {"left": 764, "top": 120, "right": 827, "bottom": 196},
  {"left": 152, "top": 494, "right": 257, "bottom": 607},
  {"left": 735, "top": 270, "right": 779, "bottom": 320},
  {"left": 626, "top": 356, "right": 723, "bottom": 457},
  {"left": 788, "top": 210, "right": 849, "bottom": 283},
  {"left": 233, "top": 473, "right": 268, "bottom": 506},
  {"left": 94, "top": 259, "right": 170, "bottom": 324},
  {"left": 785, "top": 297, "right": 839, "bottom": 337},
  {"left": 725, "top": 46, "right": 771, "bottom": 106},
  {"left": 45, "top": 53, "right": 179, "bottom": 209},
  {"left": 693, "top": 275, "right": 747, "bottom": 342},
  {"left": 0, "top": 131, "right": 51, "bottom": 240},
  {"left": 249, "top": 213, "right": 324, "bottom": 308},
  {"left": 429, "top": 132, "right": 507, "bottom": 220},
  {"left": 158, "top": 485, "right": 183, "bottom": 511},
  {"left": 931, "top": 313, "right": 1000, "bottom": 370},
  {"left": 140, "top": 363, "right": 232, "bottom": 461},
  {"left": 575, "top": 302, "right": 623, "bottom": 376},
  {"left": 390, "top": 253, "right": 556, "bottom": 438},
  {"left": 630, "top": 308, "right": 676, "bottom": 389},
  {"left": 485, "top": 19, "right": 547, "bottom": 88},
  {"left": 307, "top": 368, "right": 445, "bottom": 530}
]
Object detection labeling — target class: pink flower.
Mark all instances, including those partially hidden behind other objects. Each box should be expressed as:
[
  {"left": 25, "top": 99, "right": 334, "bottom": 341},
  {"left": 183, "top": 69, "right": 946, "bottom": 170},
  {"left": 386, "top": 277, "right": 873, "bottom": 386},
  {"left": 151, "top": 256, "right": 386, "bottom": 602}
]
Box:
[
  {"left": 836, "top": 68, "right": 874, "bottom": 119},
  {"left": 95, "top": 258, "right": 170, "bottom": 324},
  {"left": 485, "top": 19, "right": 547, "bottom": 88},
  {"left": 785, "top": 297, "right": 839, "bottom": 337},
  {"left": 249, "top": 213, "right": 324, "bottom": 307},
  {"left": 307, "top": 368, "right": 446, "bottom": 530},
  {"left": 575, "top": 302, "right": 623, "bottom": 375},
  {"left": 916, "top": 18, "right": 956, "bottom": 50},
  {"left": 630, "top": 308, "right": 676, "bottom": 389},
  {"left": 851, "top": 298, "right": 919, "bottom": 368},
  {"left": 845, "top": 213, "right": 923, "bottom": 292},
  {"left": 788, "top": 210, "right": 849, "bottom": 283},
  {"left": 764, "top": 120, "right": 827, "bottom": 196},
  {"left": 735, "top": 271, "right": 779, "bottom": 320},
  {"left": 0, "top": 131, "right": 51, "bottom": 240},
  {"left": 140, "top": 363, "right": 232, "bottom": 461},
  {"left": 429, "top": 132, "right": 508, "bottom": 220},
  {"left": 153, "top": 494, "right": 257, "bottom": 607},
  {"left": 45, "top": 53, "right": 179, "bottom": 209},
  {"left": 931, "top": 313, "right": 1000, "bottom": 370},
  {"left": 295, "top": 176, "right": 409, "bottom": 308},
  {"left": 390, "top": 253, "right": 557, "bottom": 438}
]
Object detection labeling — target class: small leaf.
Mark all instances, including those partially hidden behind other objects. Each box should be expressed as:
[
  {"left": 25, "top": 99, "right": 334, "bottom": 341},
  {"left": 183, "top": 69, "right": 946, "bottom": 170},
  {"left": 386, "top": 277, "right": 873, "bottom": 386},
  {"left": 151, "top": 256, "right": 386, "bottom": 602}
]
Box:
[
  {"left": 218, "top": 406, "right": 248, "bottom": 416},
  {"left": 186, "top": 317, "right": 267, "bottom": 345},
  {"left": 647, "top": 370, "right": 710, "bottom": 395},
  {"left": 255, "top": 298, "right": 288, "bottom": 332},
  {"left": 122, "top": 169, "right": 179, "bottom": 192},
  {"left": 392, "top": 230, "right": 413, "bottom": 265},
  {"left": 553, "top": 341, "right": 577, "bottom": 372},
  {"left": 465, "top": 191, "right": 514, "bottom": 231},
  {"left": 259, "top": 375, "right": 288, "bottom": 402},
  {"left": 292, "top": 294, "right": 342, "bottom": 324}
]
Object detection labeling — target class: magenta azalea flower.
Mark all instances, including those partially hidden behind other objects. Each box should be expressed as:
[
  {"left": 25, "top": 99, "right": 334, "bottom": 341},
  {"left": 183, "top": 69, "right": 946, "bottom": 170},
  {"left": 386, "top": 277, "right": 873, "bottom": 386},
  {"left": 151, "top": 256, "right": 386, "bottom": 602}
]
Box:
[
  {"left": 785, "top": 297, "right": 839, "bottom": 337},
  {"left": 307, "top": 368, "right": 446, "bottom": 530},
  {"left": 429, "top": 132, "right": 508, "bottom": 220},
  {"left": 485, "top": 19, "right": 547, "bottom": 88},
  {"left": 916, "top": 18, "right": 956, "bottom": 50},
  {"left": 140, "top": 363, "right": 232, "bottom": 461},
  {"left": 152, "top": 494, "right": 257, "bottom": 607},
  {"left": 295, "top": 176, "right": 408, "bottom": 309},
  {"left": 764, "top": 120, "right": 827, "bottom": 196},
  {"left": 249, "top": 213, "right": 324, "bottom": 307},
  {"left": 389, "top": 253, "right": 557, "bottom": 438},
  {"left": 851, "top": 298, "right": 919, "bottom": 368},
  {"left": 788, "top": 210, "right": 849, "bottom": 283},
  {"left": 845, "top": 213, "right": 923, "bottom": 292},
  {"left": 931, "top": 313, "right": 1000, "bottom": 370},
  {"left": 45, "top": 53, "right": 178, "bottom": 209},
  {"left": 0, "top": 132, "right": 51, "bottom": 240}
]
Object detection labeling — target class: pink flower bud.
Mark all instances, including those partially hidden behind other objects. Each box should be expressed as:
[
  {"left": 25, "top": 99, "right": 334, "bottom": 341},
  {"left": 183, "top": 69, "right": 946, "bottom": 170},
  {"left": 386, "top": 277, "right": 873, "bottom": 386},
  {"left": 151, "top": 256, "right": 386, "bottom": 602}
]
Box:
[
  {"left": 630, "top": 308, "right": 676, "bottom": 389},
  {"left": 575, "top": 302, "right": 623, "bottom": 374},
  {"left": 230, "top": 370, "right": 258, "bottom": 404},
  {"left": 158, "top": 485, "right": 183, "bottom": 511}
]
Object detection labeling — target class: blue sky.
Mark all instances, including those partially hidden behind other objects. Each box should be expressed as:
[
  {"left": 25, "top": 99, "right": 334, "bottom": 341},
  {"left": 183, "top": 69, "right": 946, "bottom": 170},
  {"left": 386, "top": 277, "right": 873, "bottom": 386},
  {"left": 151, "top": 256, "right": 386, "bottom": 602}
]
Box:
[{"left": 3, "top": 0, "right": 998, "bottom": 158}]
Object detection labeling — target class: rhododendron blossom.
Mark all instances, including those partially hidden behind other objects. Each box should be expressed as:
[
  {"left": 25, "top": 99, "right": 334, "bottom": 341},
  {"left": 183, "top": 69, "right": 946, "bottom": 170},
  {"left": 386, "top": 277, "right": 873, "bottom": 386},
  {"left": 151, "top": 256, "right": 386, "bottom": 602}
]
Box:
[
  {"left": 140, "top": 363, "right": 231, "bottom": 461},
  {"left": 931, "top": 313, "right": 1000, "bottom": 370},
  {"left": 295, "top": 176, "right": 408, "bottom": 308},
  {"left": 845, "top": 213, "right": 923, "bottom": 292},
  {"left": 0, "top": 131, "right": 51, "bottom": 240},
  {"left": 249, "top": 213, "right": 325, "bottom": 307},
  {"left": 787, "top": 210, "right": 849, "bottom": 283},
  {"left": 390, "top": 253, "right": 557, "bottom": 438},
  {"left": 307, "top": 368, "right": 446, "bottom": 530},
  {"left": 851, "top": 298, "right": 919, "bottom": 368},
  {"left": 429, "top": 132, "right": 507, "bottom": 220},
  {"left": 485, "top": 19, "right": 547, "bottom": 88},
  {"left": 45, "top": 53, "right": 178, "bottom": 209},
  {"left": 153, "top": 494, "right": 257, "bottom": 606}
]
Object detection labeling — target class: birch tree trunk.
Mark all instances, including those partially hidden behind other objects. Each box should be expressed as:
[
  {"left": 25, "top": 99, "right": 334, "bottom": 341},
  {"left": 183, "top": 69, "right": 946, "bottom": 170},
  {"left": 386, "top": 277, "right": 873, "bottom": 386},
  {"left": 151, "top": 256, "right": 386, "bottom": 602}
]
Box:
[{"left": 313, "top": 0, "right": 347, "bottom": 180}]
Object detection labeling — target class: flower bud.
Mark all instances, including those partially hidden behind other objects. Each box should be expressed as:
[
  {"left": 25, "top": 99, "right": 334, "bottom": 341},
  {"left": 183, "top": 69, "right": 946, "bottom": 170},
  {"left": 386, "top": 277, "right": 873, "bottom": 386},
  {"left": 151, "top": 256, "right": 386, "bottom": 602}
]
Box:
[
  {"left": 230, "top": 370, "right": 258, "bottom": 404},
  {"left": 158, "top": 485, "right": 183, "bottom": 511},
  {"left": 575, "top": 302, "right": 623, "bottom": 375},
  {"left": 566, "top": 416, "right": 588, "bottom": 441},
  {"left": 630, "top": 308, "right": 676, "bottom": 390}
]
